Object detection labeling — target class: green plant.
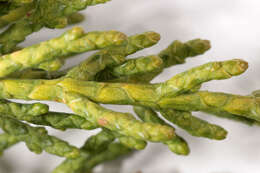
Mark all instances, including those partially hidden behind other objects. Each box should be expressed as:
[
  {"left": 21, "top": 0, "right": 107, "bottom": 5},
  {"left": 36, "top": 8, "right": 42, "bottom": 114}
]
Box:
[{"left": 0, "top": 1, "right": 259, "bottom": 173}]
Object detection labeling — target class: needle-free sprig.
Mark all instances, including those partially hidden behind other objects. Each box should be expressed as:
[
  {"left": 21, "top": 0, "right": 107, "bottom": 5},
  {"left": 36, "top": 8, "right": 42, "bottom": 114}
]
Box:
[{"left": 0, "top": 1, "right": 258, "bottom": 172}]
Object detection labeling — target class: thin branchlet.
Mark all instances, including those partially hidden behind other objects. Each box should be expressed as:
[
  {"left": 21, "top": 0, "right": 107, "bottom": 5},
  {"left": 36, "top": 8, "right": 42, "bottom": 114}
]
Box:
[
  {"left": 0, "top": 116, "right": 80, "bottom": 158},
  {"left": 0, "top": 2, "right": 258, "bottom": 171}
]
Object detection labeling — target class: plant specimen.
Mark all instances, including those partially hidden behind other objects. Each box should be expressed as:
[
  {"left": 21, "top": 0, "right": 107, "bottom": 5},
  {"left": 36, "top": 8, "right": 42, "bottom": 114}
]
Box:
[{"left": 0, "top": 1, "right": 258, "bottom": 173}]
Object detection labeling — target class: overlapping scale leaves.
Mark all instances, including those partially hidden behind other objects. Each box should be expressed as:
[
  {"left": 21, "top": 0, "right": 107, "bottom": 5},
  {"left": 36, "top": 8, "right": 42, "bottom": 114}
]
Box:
[{"left": 0, "top": 1, "right": 258, "bottom": 173}]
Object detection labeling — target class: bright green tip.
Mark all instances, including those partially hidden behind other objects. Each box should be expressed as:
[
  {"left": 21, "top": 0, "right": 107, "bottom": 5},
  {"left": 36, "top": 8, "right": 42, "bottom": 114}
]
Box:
[
  {"left": 187, "top": 39, "right": 211, "bottom": 55},
  {"left": 168, "top": 142, "right": 190, "bottom": 156},
  {"left": 214, "top": 128, "right": 228, "bottom": 140}
]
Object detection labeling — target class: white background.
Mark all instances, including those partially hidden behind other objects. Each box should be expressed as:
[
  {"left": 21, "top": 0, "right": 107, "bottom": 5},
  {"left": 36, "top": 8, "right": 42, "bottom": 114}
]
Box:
[{"left": 1, "top": 0, "right": 260, "bottom": 173}]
